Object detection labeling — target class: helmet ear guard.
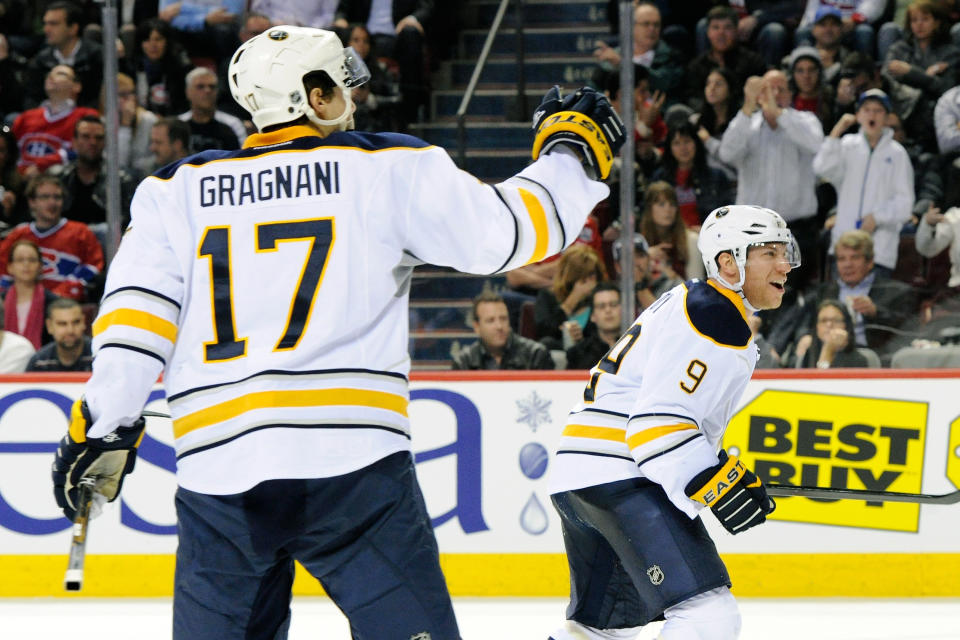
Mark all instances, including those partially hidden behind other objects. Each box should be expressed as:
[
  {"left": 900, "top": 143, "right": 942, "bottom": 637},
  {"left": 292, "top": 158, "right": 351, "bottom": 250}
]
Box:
[{"left": 228, "top": 26, "right": 371, "bottom": 131}]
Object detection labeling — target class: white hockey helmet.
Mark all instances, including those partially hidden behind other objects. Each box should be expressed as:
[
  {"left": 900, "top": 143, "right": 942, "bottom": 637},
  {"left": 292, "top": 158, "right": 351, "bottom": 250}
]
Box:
[
  {"left": 228, "top": 26, "right": 370, "bottom": 131},
  {"left": 697, "top": 204, "right": 801, "bottom": 291}
]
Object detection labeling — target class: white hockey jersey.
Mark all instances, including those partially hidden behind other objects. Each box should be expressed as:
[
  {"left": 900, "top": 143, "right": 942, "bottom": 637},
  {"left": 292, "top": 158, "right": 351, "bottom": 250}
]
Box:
[
  {"left": 548, "top": 279, "right": 758, "bottom": 518},
  {"left": 85, "top": 126, "right": 607, "bottom": 494}
]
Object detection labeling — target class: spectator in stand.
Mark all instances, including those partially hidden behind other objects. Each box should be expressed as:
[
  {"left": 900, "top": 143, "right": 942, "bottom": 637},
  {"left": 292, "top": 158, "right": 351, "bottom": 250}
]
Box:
[
  {"left": 0, "top": 297, "right": 36, "bottom": 373},
  {"left": 452, "top": 291, "right": 554, "bottom": 370},
  {"left": 12, "top": 64, "right": 100, "bottom": 176},
  {"left": 130, "top": 18, "right": 192, "bottom": 117},
  {"left": 23, "top": 1, "right": 103, "bottom": 110},
  {"left": 795, "top": 1, "right": 889, "bottom": 58},
  {"left": 884, "top": 1, "right": 960, "bottom": 99},
  {"left": 347, "top": 23, "right": 402, "bottom": 132},
  {"left": 179, "top": 67, "right": 243, "bottom": 152},
  {"left": 535, "top": 244, "right": 607, "bottom": 351},
  {"left": 798, "top": 230, "right": 917, "bottom": 359},
  {"left": 691, "top": 66, "right": 741, "bottom": 181},
  {"left": 51, "top": 115, "right": 136, "bottom": 234},
  {"left": 720, "top": 69, "right": 824, "bottom": 289},
  {"left": 686, "top": 6, "right": 767, "bottom": 105},
  {"left": 610, "top": 232, "right": 663, "bottom": 313},
  {"left": 835, "top": 51, "right": 932, "bottom": 150},
  {"left": 108, "top": 72, "right": 159, "bottom": 179},
  {"left": 788, "top": 45, "right": 838, "bottom": 131},
  {"left": 696, "top": 1, "right": 801, "bottom": 68},
  {"left": 636, "top": 181, "right": 705, "bottom": 282},
  {"left": 566, "top": 282, "right": 623, "bottom": 370},
  {"left": 26, "top": 296, "right": 92, "bottom": 372},
  {"left": 333, "top": 0, "right": 432, "bottom": 126},
  {"left": 0, "top": 175, "right": 103, "bottom": 301},
  {"left": 934, "top": 82, "right": 960, "bottom": 156},
  {"left": 2, "top": 240, "right": 57, "bottom": 350},
  {"left": 0, "top": 125, "right": 26, "bottom": 227},
  {"left": 814, "top": 89, "right": 914, "bottom": 275},
  {"left": 591, "top": 2, "right": 685, "bottom": 105},
  {"left": 800, "top": 6, "right": 851, "bottom": 84},
  {"left": 916, "top": 204, "right": 960, "bottom": 290},
  {"left": 793, "top": 298, "right": 870, "bottom": 367},
  {"left": 158, "top": 0, "right": 244, "bottom": 62},
  {"left": 249, "top": 0, "right": 337, "bottom": 28},
  {"left": 149, "top": 116, "right": 192, "bottom": 170},
  {"left": 651, "top": 122, "right": 733, "bottom": 228}
]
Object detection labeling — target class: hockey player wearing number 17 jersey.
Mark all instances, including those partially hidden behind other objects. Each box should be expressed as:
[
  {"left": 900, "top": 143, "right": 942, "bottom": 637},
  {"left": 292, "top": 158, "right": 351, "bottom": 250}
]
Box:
[
  {"left": 548, "top": 205, "right": 801, "bottom": 640},
  {"left": 50, "top": 25, "right": 624, "bottom": 640}
]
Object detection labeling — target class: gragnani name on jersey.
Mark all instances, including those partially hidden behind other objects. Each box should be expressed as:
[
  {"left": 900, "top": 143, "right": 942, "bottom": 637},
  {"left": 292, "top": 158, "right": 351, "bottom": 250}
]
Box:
[{"left": 199, "top": 161, "right": 340, "bottom": 208}]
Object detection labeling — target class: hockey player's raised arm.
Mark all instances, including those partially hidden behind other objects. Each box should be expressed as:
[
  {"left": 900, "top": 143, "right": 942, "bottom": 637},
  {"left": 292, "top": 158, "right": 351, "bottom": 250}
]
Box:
[
  {"left": 84, "top": 178, "right": 185, "bottom": 439},
  {"left": 401, "top": 87, "right": 623, "bottom": 275}
]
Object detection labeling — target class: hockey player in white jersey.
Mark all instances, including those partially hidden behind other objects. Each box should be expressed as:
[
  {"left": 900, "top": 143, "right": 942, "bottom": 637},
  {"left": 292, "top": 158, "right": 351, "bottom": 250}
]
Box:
[
  {"left": 548, "top": 205, "right": 800, "bottom": 640},
  {"left": 49, "top": 26, "right": 624, "bottom": 640}
]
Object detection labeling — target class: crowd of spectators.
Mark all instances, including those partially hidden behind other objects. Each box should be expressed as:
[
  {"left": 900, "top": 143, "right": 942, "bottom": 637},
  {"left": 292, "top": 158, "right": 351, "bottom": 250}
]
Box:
[
  {"left": 0, "top": 0, "right": 454, "bottom": 372},
  {"left": 460, "top": 0, "right": 960, "bottom": 371}
]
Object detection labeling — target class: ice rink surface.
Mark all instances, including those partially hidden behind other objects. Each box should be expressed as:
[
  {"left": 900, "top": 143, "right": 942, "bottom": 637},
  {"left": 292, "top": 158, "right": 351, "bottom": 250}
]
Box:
[{"left": 2, "top": 597, "right": 960, "bottom": 639}]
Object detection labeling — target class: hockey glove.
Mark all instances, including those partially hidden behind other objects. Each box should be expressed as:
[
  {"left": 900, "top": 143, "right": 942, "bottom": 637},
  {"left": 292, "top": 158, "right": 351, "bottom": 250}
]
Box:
[
  {"left": 684, "top": 450, "right": 775, "bottom": 535},
  {"left": 52, "top": 398, "right": 145, "bottom": 520},
  {"left": 531, "top": 85, "right": 625, "bottom": 180}
]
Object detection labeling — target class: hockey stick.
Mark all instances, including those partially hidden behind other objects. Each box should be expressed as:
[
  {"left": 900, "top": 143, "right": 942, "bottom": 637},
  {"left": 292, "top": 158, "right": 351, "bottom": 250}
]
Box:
[
  {"left": 767, "top": 484, "right": 960, "bottom": 505},
  {"left": 64, "top": 478, "right": 96, "bottom": 591}
]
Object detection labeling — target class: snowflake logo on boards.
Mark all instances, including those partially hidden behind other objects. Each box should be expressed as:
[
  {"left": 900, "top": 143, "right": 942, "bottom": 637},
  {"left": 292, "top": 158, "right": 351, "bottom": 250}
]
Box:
[{"left": 516, "top": 391, "right": 552, "bottom": 432}]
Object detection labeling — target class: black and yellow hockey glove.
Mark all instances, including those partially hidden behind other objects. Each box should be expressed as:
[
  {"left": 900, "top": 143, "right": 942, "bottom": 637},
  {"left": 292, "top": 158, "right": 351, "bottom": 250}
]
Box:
[
  {"left": 52, "top": 398, "right": 145, "bottom": 520},
  {"left": 531, "top": 85, "right": 625, "bottom": 180},
  {"left": 685, "top": 450, "right": 775, "bottom": 535}
]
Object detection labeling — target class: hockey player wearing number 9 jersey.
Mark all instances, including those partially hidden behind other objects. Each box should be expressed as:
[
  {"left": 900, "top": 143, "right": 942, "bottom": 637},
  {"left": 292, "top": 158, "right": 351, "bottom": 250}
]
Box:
[
  {"left": 548, "top": 205, "right": 801, "bottom": 640},
  {"left": 48, "top": 25, "right": 625, "bottom": 640}
]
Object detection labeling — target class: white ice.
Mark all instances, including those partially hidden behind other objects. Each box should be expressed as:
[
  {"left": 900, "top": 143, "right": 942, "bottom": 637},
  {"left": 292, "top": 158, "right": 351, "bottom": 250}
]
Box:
[{"left": 2, "top": 597, "right": 959, "bottom": 639}]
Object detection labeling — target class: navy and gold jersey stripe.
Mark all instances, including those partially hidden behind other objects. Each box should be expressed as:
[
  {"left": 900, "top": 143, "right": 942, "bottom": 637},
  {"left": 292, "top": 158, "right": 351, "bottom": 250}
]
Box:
[
  {"left": 684, "top": 280, "right": 751, "bottom": 348},
  {"left": 177, "top": 421, "right": 410, "bottom": 461},
  {"left": 152, "top": 127, "right": 434, "bottom": 180},
  {"left": 172, "top": 388, "right": 408, "bottom": 439},
  {"left": 93, "top": 308, "right": 178, "bottom": 342},
  {"left": 166, "top": 367, "right": 407, "bottom": 403},
  {"left": 101, "top": 286, "right": 181, "bottom": 310}
]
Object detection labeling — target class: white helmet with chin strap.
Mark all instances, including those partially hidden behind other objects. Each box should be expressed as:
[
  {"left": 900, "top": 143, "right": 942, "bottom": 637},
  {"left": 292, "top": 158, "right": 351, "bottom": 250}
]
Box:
[
  {"left": 228, "top": 26, "right": 371, "bottom": 132},
  {"left": 698, "top": 204, "right": 801, "bottom": 293}
]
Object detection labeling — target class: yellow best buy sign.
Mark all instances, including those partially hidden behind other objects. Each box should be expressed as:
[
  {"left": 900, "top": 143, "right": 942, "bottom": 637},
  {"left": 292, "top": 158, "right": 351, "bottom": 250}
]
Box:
[{"left": 724, "top": 390, "right": 927, "bottom": 532}]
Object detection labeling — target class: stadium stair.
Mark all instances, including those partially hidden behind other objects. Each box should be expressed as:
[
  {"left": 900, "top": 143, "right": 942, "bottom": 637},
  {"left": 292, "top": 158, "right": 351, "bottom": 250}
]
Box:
[{"left": 407, "top": 0, "right": 606, "bottom": 369}]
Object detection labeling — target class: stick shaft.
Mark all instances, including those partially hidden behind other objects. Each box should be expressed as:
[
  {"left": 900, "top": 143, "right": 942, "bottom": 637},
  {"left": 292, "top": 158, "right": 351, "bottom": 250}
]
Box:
[
  {"left": 64, "top": 480, "right": 95, "bottom": 591},
  {"left": 767, "top": 483, "right": 960, "bottom": 505}
]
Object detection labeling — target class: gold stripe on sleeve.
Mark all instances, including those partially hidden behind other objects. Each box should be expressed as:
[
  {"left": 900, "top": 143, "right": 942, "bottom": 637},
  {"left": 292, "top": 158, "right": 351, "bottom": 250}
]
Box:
[
  {"left": 518, "top": 187, "right": 549, "bottom": 264},
  {"left": 626, "top": 423, "right": 698, "bottom": 450},
  {"left": 562, "top": 424, "right": 626, "bottom": 443},
  {"left": 93, "top": 308, "right": 178, "bottom": 342},
  {"left": 173, "top": 388, "right": 409, "bottom": 438}
]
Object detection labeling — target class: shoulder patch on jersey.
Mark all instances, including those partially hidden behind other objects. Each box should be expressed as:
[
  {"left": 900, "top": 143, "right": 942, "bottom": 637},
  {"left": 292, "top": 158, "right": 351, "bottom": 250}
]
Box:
[{"left": 684, "top": 280, "right": 751, "bottom": 348}]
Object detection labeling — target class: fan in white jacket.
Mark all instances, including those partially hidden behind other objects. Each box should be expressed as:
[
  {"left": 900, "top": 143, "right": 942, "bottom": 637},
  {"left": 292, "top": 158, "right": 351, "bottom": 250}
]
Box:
[
  {"left": 813, "top": 89, "right": 914, "bottom": 271},
  {"left": 916, "top": 205, "right": 960, "bottom": 288}
]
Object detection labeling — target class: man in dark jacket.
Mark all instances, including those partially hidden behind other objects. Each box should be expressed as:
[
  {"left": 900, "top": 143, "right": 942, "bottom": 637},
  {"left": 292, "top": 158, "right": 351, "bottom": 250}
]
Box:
[
  {"left": 566, "top": 283, "right": 622, "bottom": 370},
  {"left": 453, "top": 291, "right": 554, "bottom": 370},
  {"left": 686, "top": 5, "right": 767, "bottom": 105},
  {"left": 23, "top": 1, "right": 102, "bottom": 110}
]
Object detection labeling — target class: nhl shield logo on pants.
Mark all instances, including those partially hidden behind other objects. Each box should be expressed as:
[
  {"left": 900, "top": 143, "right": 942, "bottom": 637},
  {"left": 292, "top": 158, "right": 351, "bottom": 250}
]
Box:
[{"left": 646, "top": 565, "right": 664, "bottom": 585}]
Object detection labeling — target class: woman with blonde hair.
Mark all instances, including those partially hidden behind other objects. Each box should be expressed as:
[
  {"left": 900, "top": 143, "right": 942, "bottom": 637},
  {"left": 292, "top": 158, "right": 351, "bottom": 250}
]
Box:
[
  {"left": 638, "top": 181, "right": 705, "bottom": 283},
  {"left": 535, "top": 244, "right": 608, "bottom": 350}
]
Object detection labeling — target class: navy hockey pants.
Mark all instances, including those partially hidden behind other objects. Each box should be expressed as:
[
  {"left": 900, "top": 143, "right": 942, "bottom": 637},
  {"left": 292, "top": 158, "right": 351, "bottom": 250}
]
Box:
[
  {"left": 173, "top": 452, "right": 460, "bottom": 640},
  {"left": 552, "top": 477, "right": 731, "bottom": 629}
]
